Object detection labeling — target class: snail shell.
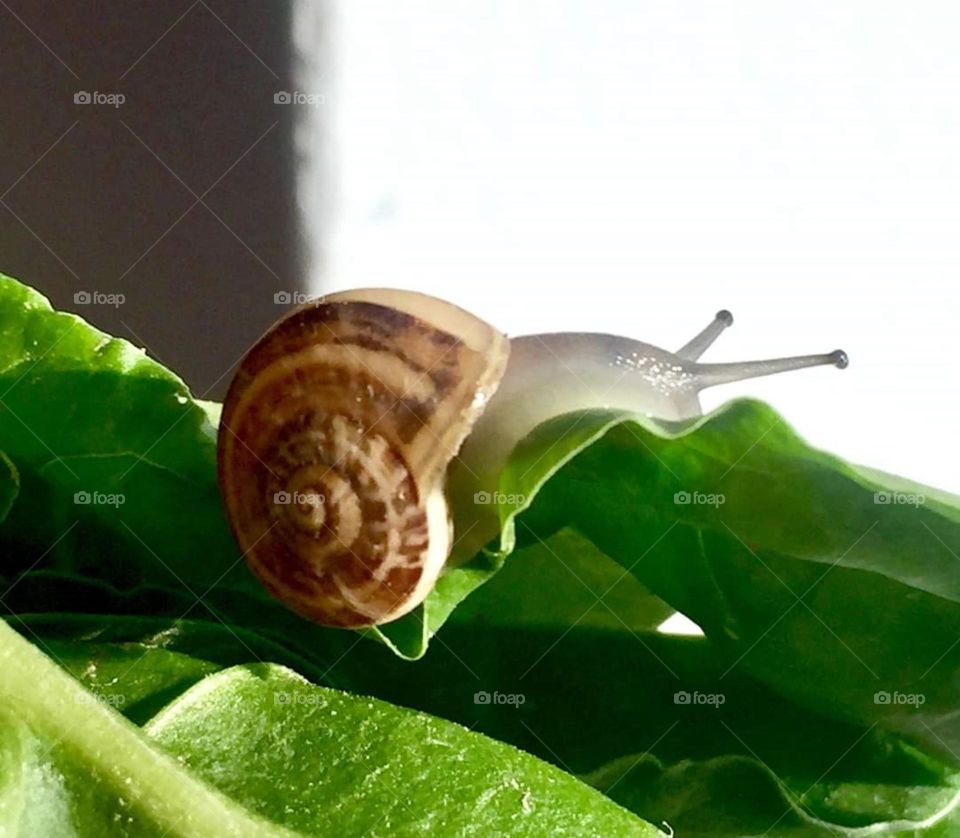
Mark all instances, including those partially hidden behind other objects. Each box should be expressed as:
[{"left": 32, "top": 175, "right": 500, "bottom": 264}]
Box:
[{"left": 217, "top": 289, "right": 509, "bottom": 627}]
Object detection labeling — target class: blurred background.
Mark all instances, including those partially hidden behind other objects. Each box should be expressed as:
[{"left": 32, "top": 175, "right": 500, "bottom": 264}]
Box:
[{"left": 1, "top": 1, "right": 958, "bottom": 491}]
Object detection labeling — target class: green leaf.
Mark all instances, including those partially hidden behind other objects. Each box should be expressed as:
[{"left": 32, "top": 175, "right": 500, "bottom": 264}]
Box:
[
  {"left": 267, "top": 513, "right": 960, "bottom": 835},
  {"left": 497, "top": 402, "right": 960, "bottom": 763},
  {"left": 322, "top": 609, "right": 960, "bottom": 835},
  {"left": 147, "top": 664, "right": 658, "bottom": 837},
  {"left": 0, "top": 619, "right": 287, "bottom": 836},
  {"left": 449, "top": 528, "right": 675, "bottom": 632},
  {"left": 0, "top": 619, "right": 657, "bottom": 836},
  {"left": 0, "top": 273, "right": 237, "bottom": 590},
  {"left": 583, "top": 753, "right": 960, "bottom": 836},
  {"left": 0, "top": 569, "right": 370, "bottom": 689},
  {"left": 12, "top": 603, "right": 960, "bottom": 836}
]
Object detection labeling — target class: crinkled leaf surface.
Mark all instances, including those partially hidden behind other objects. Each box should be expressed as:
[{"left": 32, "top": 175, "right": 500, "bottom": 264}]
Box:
[
  {"left": 0, "top": 620, "right": 655, "bottom": 836},
  {"left": 497, "top": 406, "right": 960, "bottom": 762},
  {"left": 11, "top": 600, "right": 960, "bottom": 836},
  {"left": 309, "top": 566, "right": 960, "bottom": 836}
]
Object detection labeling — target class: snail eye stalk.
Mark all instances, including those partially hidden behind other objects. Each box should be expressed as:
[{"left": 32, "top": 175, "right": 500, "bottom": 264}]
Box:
[{"left": 676, "top": 309, "right": 734, "bottom": 361}]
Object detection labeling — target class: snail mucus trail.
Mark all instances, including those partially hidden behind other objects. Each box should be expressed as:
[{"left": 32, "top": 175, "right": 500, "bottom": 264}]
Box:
[{"left": 217, "top": 289, "right": 846, "bottom": 628}]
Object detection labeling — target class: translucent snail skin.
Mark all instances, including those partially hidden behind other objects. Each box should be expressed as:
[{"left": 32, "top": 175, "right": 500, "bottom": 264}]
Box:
[{"left": 217, "top": 289, "right": 846, "bottom": 628}]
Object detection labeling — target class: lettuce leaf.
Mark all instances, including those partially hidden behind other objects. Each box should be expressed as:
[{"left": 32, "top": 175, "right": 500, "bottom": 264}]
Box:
[
  {"left": 0, "top": 619, "right": 655, "bottom": 836},
  {"left": 499, "top": 407, "right": 960, "bottom": 762}
]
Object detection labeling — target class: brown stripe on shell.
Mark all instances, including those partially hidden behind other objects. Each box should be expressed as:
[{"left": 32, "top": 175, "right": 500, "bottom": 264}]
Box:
[{"left": 234, "top": 301, "right": 449, "bottom": 384}]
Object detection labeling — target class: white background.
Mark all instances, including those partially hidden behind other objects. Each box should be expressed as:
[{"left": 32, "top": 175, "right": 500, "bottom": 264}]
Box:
[{"left": 318, "top": 1, "right": 960, "bottom": 493}]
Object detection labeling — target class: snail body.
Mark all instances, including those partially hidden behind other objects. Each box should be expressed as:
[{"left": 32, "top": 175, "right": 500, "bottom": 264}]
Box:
[{"left": 218, "top": 290, "right": 846, "bottom": 628}]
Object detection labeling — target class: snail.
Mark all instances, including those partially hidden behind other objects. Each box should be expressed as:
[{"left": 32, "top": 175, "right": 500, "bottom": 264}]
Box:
[{"left": 218, "top": 288, "right": 846, "bottom": 628}]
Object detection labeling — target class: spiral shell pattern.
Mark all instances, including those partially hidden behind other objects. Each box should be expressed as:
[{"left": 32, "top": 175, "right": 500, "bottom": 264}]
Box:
[{"left": 218, "top": 292, "right": 509, "bottom": 627}]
